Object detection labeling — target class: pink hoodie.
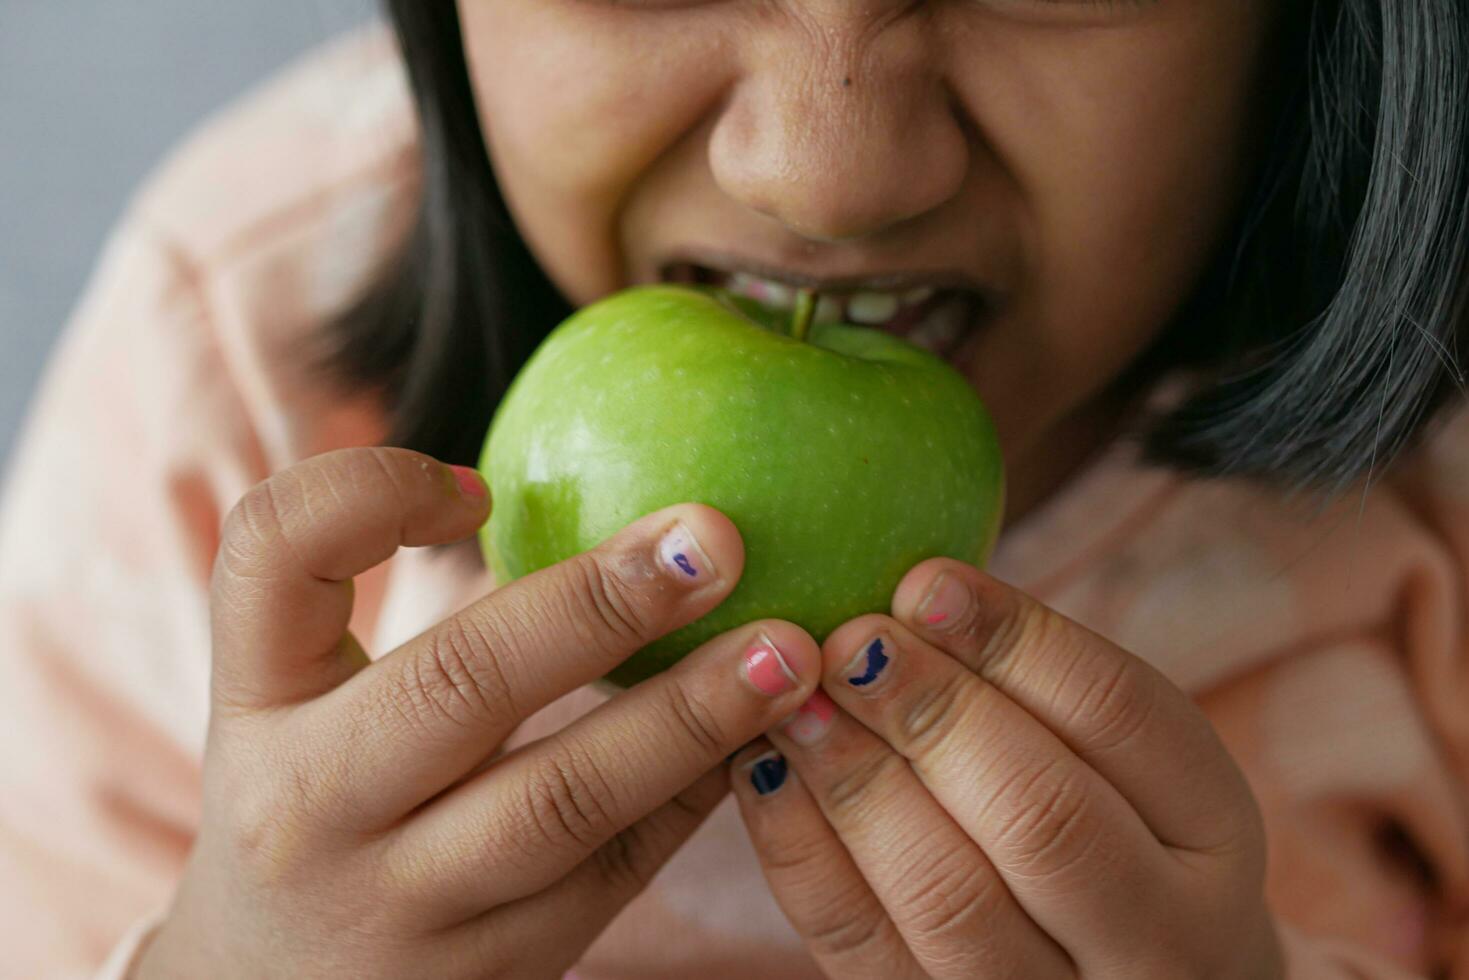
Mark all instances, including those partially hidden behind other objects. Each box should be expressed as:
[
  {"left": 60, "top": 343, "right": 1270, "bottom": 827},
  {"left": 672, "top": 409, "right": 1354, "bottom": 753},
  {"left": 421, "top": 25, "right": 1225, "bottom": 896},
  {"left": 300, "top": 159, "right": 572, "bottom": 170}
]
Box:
[{"left": 1, "top": 25, "right": 1464, "bottom": 979}]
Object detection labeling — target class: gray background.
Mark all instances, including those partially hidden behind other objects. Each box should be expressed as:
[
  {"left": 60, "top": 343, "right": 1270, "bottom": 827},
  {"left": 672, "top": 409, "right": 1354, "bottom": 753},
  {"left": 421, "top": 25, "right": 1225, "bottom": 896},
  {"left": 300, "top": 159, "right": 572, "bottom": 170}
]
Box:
[{"left": 0, "top": 0, "right": 376, "bottom": 480}]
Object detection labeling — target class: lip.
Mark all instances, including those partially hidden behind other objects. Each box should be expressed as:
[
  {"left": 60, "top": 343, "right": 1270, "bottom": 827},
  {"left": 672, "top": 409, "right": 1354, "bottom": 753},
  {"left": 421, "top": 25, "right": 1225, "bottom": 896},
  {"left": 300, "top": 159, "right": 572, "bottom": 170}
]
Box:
[{"left": 655, "top": 248, "right": 997, "bottom": 302}]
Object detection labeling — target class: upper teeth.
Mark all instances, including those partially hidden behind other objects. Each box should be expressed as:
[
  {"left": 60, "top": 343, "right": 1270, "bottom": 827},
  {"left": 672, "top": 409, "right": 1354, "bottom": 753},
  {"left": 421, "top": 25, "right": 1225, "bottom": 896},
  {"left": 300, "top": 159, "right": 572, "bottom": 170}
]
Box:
[
  {"left": 703, "top": 268, "right": 975, "bottom": 357},
  {"left": 722, "top": 273, "right": 932, "bottom": 328},
  {"left": 846, "top": 292, "right": 900, "bottom": 325},
  {"left": 814, "top": 295, "right": 843, "bottom": 324}
]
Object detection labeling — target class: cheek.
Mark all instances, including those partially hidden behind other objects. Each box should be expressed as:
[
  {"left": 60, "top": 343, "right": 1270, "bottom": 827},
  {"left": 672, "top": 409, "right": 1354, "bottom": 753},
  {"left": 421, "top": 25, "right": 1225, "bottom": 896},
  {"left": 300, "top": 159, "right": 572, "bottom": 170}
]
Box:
[
  {"left": 956, "top": 9, "right": 1271, "bottom": 441},
  {"left": 458, "top": 1, "right": 729, "bottom": 304}
]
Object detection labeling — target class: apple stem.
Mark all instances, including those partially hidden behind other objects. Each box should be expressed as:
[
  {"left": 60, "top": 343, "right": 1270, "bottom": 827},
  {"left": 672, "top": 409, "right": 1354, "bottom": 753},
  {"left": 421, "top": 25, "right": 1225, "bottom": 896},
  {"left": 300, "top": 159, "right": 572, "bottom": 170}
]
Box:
[{"left": 791, "top": 289, "right": 818, "bottom": 342}]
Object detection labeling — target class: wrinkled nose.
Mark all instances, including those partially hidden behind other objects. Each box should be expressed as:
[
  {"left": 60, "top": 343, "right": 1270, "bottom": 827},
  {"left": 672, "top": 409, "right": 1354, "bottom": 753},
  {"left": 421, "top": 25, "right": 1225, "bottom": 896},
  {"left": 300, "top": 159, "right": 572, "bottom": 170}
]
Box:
[{"left": 708, "top": 10, "right": 968, "bottom": 242}]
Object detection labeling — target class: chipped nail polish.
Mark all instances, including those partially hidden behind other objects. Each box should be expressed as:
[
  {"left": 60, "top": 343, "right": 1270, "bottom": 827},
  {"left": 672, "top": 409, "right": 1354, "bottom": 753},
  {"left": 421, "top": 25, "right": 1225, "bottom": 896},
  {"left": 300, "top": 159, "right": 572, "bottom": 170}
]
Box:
[
  {"left": 450, "top": 465, "right": 487, "bottom": 499},
  {"left": 745, "top": 637, "right": 797, "bottom": 696},
  {"left": 917, "top": 573, "right": 969, "bottom": 630},
  {"left": 658, "top": 521, "right": 715, "bottom": 583},
  {"left": 781, "top": 689, "right": 836, "bottom": 746},
  {"left": 747, "top": 750, "right": 788, "bottom": 796},
  {"left": 844, "top": 636, "right": 891, "bottom": 690}
]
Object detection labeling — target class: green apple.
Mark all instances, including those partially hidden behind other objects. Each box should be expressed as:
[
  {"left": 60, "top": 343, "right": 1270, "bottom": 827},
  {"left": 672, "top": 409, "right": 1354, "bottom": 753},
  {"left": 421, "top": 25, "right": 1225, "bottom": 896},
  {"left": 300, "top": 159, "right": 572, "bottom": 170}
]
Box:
[{"left": 477, "top": 285, "right": 1004, "bottom": 688}]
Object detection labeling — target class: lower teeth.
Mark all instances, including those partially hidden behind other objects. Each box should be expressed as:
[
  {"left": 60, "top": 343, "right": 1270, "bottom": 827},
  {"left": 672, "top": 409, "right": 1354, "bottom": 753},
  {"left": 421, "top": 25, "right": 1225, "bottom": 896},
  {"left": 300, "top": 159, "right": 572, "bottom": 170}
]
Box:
[{"left": 906, "top": 302, "right": 969, "bottom": 354}]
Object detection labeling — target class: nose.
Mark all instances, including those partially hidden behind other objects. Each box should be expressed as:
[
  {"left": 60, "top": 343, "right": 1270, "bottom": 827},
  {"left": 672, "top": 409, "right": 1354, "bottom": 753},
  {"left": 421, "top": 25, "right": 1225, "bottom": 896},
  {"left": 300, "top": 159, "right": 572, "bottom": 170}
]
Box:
[{"left": 708, "top": 10, "right": 968, "bottom": 242}]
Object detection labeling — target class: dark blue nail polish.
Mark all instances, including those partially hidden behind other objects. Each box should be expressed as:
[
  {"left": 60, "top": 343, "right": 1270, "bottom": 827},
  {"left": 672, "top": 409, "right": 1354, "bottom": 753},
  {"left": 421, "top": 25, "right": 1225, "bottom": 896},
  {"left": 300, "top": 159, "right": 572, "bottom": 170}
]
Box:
[
  {"left": 749, "top": 752, "right": 787, "bottom": 796},
  {"left": 847, "top": 637, "right": 889, "bottom": 687}
]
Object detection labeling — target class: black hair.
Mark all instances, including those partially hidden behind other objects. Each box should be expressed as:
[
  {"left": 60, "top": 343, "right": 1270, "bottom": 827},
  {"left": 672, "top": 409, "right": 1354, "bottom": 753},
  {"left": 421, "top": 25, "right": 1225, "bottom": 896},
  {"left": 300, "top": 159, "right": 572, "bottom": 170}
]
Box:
[
  {"left": 1137, "top": 0, "right": 1469, "bottom": 497},
  {"left": 303, "top": 3, "right": 570, "bottom": 470},
  {"left": 309, "top": 0, "right": 1469, "bottom": 501}
]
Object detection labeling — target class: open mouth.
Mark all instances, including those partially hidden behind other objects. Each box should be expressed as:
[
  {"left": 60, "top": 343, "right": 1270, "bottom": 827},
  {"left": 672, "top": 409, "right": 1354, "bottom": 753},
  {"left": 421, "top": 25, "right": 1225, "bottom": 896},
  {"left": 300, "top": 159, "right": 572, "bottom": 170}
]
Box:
[{"left": 659, "top": 262, "right": 986, "bottom": 361}]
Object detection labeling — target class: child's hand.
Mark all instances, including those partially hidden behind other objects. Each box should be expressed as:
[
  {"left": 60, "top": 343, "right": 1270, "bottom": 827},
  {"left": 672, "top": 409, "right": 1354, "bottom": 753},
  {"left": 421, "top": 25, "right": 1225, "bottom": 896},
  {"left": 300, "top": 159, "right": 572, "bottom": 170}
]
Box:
[
  {"left": 136, "top": 448, "right": 821, "bottom": 979},
  {"left": 731, "top": 558, "right": 1283, "bottom": 979}
]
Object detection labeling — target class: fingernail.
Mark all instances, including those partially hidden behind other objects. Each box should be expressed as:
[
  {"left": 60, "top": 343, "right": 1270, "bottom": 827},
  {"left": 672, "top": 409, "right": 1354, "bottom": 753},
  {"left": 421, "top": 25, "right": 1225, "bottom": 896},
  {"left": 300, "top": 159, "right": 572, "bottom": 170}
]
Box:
[
  {"left": 744, "top": 635, "right": 798, "bottom": 697},
  {"left": 780, "top": 689, "right": 836, "bottom": 746},
  {"left": 841, "top": 635, "right": 892, "bottom": 692},
  {"left": 917, "top": 572, "right": 969, "bottom": 630},
  {"left": 450, "top": 465, "right": 488, "bottom": 500},
  {"left": 746, "top": 750, "right": 788, "bottom": 796},
  {"left": 658, "top": 521, "right": 716, "bottom": 584}
]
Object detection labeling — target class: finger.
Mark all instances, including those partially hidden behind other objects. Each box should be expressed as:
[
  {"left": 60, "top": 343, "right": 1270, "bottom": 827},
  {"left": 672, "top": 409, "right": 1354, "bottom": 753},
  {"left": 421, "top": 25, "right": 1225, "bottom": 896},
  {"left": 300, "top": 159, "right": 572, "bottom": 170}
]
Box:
[
  {"left": 450, "top": 766, "right": 731, "bottom": 969},
  {"left": 762, "top": 694, "right": 1072, "bottom": 979},
  {"left": 390, "top": 618, "right": 820, "bottom": 918},
  {"left": 821, "top": 613, "right": 1180, "bottom": 968},
  {"left": 728, "top": 740, "right": 932, "bottom": 980},
  {"left": 209, "top": 447, "right": 491, "bottom": 711},
  {"left": 313, "top": 502, "right": 745, "bottom": 823},
  {"left": 892, "top": 560, "right": 1259, "bottom": 855}
]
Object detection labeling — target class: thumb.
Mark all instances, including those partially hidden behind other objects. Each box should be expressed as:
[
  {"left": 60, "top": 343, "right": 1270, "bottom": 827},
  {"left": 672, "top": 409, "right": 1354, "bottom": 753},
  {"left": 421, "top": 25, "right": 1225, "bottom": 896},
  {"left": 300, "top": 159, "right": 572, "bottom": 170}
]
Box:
[{"left": 208, "top": 447, "right": 490, "bottom": 711}]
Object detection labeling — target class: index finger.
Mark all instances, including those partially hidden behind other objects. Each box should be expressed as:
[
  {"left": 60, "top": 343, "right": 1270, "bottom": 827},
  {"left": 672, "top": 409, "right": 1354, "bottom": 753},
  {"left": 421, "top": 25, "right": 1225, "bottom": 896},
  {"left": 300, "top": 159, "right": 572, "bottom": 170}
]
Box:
[
  {"left": 311, "top": 502, "right": 746, "bottom": 822},
  {"left": 209, "top": 447, "right": 492, "bottom": 711}
]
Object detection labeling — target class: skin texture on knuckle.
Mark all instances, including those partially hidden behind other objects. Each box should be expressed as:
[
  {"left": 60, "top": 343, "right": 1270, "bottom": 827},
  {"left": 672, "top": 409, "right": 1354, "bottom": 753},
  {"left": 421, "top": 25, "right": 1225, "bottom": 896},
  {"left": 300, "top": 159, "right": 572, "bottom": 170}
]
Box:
[
  {"left": 755, "top": 821, "right": 839, "bottom": 880},
  {"left": 986, "top": 758, "right": 1103, "bottom": 885},
  {"left": 393, "top": 616, "right": 508, "bottom": 740},
  {"left": 397, "top": 803, "right": 546, "bottom": 917},
  {"left": 357, "top": 446, "right": 419, "bottom": 509},
  {"left": 797, "top": 888, "right": 906, "bottom": 969},
  {"left": 215, "top": 449, "right": 418, "bottom": 591},
  {"left": 974, "top": 591, "right": 1057, "bottom": 685},
  {"left": 885, "top": 836, "right": 997, "bottom": 950},
  {"left": 521, "top": 746, "right": 623, "bottom": 855},
  {"left": 821, "top": 750, "right": 909, "bottom": 824},
  {"left": 225, "top": 776, "right": 321, "bottom": 894},
  {"left": 896, "top": 670, "right": 976, "bottom": 755},
  {"left": 660, "top": 679, "right": 733, "bottom": 760},
  {"left": 1056, "top": 653, "right": 1156, "bottom": 758},
  {"left": 217, "top": 477, "right": 298, "bottom": 581},
  {"left": 301, "top": 449, "right": 416, "bottom": 571},
  {"left": 570, "top": 548, "right": 664, "bottom": 651},
  {"left": 265, "top": 729, "right": 358, "bottom": 832},
  {"left": 592, "top": 820, "right": 666, "bottom": 897}
]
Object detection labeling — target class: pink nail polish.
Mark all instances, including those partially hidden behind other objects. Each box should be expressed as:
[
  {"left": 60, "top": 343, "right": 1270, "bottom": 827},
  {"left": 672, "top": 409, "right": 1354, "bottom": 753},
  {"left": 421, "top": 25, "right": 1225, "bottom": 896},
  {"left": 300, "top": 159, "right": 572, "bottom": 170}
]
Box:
[
  {"left": 917, "top": 573, "right": 969, "bottom": 631},
  {"left": 745, "top": 637, "right": 797, "bottom": 696},
  {"left": 450, "top": 465, "right": 487, "bottom": 499},
  {"left": 781, "top": 689, "right": 836, "bottom": 746}
]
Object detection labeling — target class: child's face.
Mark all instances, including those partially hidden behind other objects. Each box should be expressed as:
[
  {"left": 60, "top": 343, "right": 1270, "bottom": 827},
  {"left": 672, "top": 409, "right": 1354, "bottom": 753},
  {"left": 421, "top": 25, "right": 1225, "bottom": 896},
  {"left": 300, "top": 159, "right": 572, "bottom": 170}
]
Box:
[{"left": 459, "top": 2, "right": 1277, "bottom": 480}]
